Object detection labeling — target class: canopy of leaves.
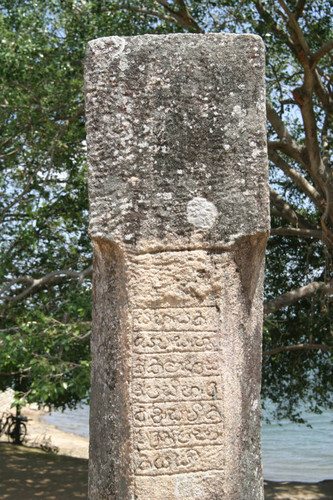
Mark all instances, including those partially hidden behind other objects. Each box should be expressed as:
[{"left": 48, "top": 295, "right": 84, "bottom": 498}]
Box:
[{"left": 0, "top": 0, "right": 332, "bottom": 419}]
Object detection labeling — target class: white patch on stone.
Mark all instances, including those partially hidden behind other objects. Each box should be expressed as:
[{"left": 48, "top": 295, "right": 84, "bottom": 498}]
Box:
[
  {"left": 111, "top": 37, "right": 126, "bottom": 59},
  {"left": 232, "top": 104, "right": 247, "bottom": 119},
  {"left": 187, "top": 197, "right": 218, "bottom": 229},
  {"left": 119, "top": 59, "right": 129, "bottom": 72}
]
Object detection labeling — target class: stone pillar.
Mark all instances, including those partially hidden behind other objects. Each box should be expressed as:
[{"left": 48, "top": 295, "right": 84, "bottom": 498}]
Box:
[{"left": 85, "top": 33, "right": 269, "bottom": 500}]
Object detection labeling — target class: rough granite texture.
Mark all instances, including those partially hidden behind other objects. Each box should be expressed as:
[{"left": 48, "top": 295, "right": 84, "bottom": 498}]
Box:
[{"left": 85, "top": 33, "right": 270, "bottom": 500}]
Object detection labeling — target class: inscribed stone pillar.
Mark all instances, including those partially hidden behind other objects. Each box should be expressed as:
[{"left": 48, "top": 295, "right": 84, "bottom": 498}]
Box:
[{"left": 85, "top": 33, "right": 270, "bottom": 500}]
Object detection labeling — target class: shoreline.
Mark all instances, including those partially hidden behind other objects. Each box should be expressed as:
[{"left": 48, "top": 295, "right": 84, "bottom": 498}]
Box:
[
  {"left": 0, "top": 390, "right": 88, "bottom": 459},
  {"left": 20, "top": 405, "right": 89, "bottom": 459}
]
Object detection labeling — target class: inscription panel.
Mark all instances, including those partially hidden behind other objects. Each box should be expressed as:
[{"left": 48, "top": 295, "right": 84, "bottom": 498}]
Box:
[
  {"left": 134, "top": 446, "right": 225, "bottom": 476},
  {"left": 131, "top": 306, "right": 223, "bottom": 477},
  {"left": 132, "top": 376, "right": 222, "bottom": 403}
]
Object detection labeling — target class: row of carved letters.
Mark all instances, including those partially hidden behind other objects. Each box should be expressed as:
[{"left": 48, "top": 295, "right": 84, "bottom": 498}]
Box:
[
  {"left": 133, "top": 307, "right": 218, "bottom": 332},
  {"left": 134, "top": 447, "right": 224, "bottom": 475},
  {"left": 133, "top": 402, "right": 222, "bottom": 426},
  {"left": 133, "top": 332, "right": 218, "bottom": 352},
  {"left": 132, "top": 378, "right": 220, "bottom": 402},
  {"left": 135, "top": 424, "right": 223, "bottom": 449},
  {"left": 133, "top": 354, "right": 219, "bottom": 377}
]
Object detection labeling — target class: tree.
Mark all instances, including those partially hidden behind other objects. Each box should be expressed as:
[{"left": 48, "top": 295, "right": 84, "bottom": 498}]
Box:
[{"left": 0, "top": 0, "right": 332, "bottom": 419}]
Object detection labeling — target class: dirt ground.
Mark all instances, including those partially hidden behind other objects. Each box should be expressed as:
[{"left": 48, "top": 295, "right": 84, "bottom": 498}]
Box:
[{"left": 0, "top": 443, "right": 87, "bottom": 499}]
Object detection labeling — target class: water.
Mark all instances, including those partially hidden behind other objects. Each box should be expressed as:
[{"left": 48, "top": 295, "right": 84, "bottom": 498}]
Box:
[
  {"left": 262, "top": 408, "right": 333, "bottom": 482},
  {"left": 43, "top": 404, "right": 333, "bottom": 482},
  {"left": 42, "top": 405, "right": 89, "bottom": 439}
]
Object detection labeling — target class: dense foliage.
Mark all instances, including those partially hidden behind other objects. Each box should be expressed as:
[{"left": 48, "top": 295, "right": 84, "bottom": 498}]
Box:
[{"left": 0, "top": 0, "right": 332, "bottom": 419}]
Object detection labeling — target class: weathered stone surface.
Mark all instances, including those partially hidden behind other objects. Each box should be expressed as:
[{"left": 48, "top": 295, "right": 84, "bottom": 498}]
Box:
[
  {"left": 85, "top": 33, "right": 269, "bottom": 500},
  {"left": 85, "top": 33, "right": 269, "bottom": 252}
]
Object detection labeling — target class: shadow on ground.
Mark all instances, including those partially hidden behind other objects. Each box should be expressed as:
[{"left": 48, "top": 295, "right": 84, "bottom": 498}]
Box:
[
  {"left": 1, "top": 442, "right": 332, "bottom": 499},
  {"left": 264, "top": 480, "right": 333, "bottom": 500},
  {"left": 0, "top": 443, "right": 88, "bottom": 499}
]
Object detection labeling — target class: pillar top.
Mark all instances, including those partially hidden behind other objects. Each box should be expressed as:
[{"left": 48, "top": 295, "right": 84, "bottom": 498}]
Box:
[{"left": 85, "top": 33, "right": 269, "bottom": 252}]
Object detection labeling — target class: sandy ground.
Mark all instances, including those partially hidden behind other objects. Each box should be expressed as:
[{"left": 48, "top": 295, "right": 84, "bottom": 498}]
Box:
[
  {"left": 1, "top": 390, "right": 332, "bottom": 499},
  {"left": 0, "top": 389, "right": 88, "bottom": 459},
  {"left": 18, "top": 406, "right": 89, "bottom": 459}
]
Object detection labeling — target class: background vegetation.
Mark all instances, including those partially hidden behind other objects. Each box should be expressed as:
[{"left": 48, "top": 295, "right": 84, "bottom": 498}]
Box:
[{"left": 0, "top": 0, "right": 332, "bottom": 420}]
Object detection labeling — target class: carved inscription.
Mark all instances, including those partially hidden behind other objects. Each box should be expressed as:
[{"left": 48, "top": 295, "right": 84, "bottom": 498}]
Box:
[
  {"left": 134, "top": 446, "right": 225, "bottom": 476},
  {"left": 132, "top": 353, "right": 220, "bottom": 378},
  {"left": 131, "top": 306, "right": 223, "bottom": 476},
  {"left": 134, "top": 424, "right": 223, "bottom": 450},
  {"left": 132, "top": 376, "right": 221, "bottom": 403},
  {"left": 133, "top": 307, "right": 219, "bottom": 332},
  {"left": 133, "top": 402, "right": 222, "bottom": 427},
  {"left": 133, "top": 331, "right": 219, "bottom": 353}
]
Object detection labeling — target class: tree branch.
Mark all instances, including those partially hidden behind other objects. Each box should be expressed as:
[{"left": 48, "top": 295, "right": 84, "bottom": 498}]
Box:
[
  {"left": 268, "top": 149, "right": 325, "bottom": 211},
  {"left": 255, "top": 0, "right": 296, "bottom": 56},
  {"left": 270, "top": 188, "right": 316, "bottom": 229},
  {"left": 155, "top": 0, "right": 203, "bottom": 32},
  {"left": 266, "top": 7, "right": 333, "bottom": 221},
  {"left": 300, "top": 85, "right": 333, "bottom": 217},
  {"left": 263, "top": 343, "right": 331, "bottom": 356},
  {"left": 291, "top": 70, "right": 333, "bottom": 221},
  {"left": 312, "top": 68, "right": 330, "bottom": 110},
  {"left": 119, "top": 3, "right": 174, "bottom": 23},
  {"left": 277, "top": 0, "right": 310, "bottom": 57},
  {"left": 264, "top": 280, "right": 333, "bottom": 314},
  {"left": 0, "top": 367, "right": 32, "bottom": 376},
  {"left": 271, "top": 227, "right": 323, "bottom": 239},
  {"left": 268, "top": 140, "right": 306, "bottom": 166},
  {"left": 311, "top": 39, "right": 333, "bottom": 67},
  {"left": 266, "top": 101, "right": 305, "bottom": 164},
  {"left": 266, "top": 101, "right": 296, "bottom": 142},
  {"left": 321, "top": 113, "right": 331, "bottom": 170},
  {"left": 294, "top": 0, "right": 307, "bottom": 20},
  {"left": 1, "top": 265, "right": 92, "bottom": 305},
  {"left": 273, "top": 3, "right": 332, "bottom": 208}
]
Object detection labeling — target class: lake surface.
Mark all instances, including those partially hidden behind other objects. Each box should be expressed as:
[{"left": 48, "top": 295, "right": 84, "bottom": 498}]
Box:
[
  {"left": 262, "top": 408, "right": 333, "bottom": 481},
  {"left": 42, "top": 404, "right": 333, "bottom": 482}
]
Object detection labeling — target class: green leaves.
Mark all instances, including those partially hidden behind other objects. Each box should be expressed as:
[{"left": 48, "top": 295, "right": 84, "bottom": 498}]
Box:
[{"left": 0, "top": 309, "right": 91, "bottom": 409}]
